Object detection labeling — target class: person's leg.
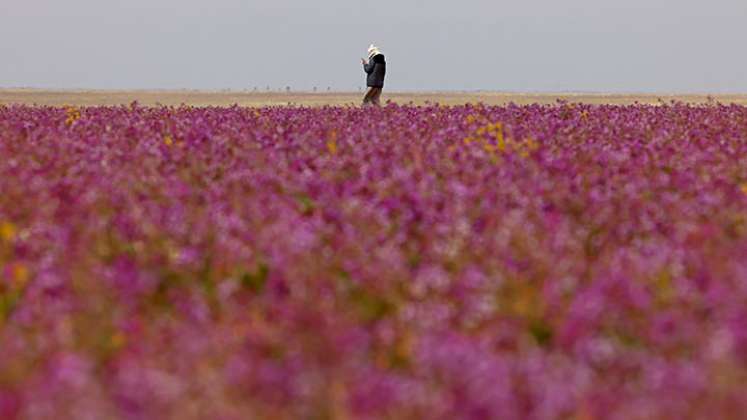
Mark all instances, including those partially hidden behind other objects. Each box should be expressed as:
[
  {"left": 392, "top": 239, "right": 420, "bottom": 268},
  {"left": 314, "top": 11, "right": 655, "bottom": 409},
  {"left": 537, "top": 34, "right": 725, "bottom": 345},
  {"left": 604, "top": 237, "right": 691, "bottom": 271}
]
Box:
[
  {"left": 372, "top": 88, "right": 382, "bottom": 106},
  {"left": 362, "top": 88, "right": 375, "bottom": 106}
]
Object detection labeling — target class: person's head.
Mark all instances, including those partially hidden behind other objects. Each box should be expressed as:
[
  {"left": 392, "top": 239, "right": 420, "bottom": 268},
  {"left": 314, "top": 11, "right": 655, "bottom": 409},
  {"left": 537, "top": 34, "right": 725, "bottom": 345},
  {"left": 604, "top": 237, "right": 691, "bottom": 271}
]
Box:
[{"left": 368, "top": 44, "right": 382, "bottom": 59}]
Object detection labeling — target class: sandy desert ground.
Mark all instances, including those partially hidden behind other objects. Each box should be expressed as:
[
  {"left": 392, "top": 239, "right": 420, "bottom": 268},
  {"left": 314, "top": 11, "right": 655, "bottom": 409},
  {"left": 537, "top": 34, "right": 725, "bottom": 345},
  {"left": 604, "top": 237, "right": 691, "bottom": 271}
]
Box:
[{"left": 2, "top": 89, "right": 747, "bottom": 107}]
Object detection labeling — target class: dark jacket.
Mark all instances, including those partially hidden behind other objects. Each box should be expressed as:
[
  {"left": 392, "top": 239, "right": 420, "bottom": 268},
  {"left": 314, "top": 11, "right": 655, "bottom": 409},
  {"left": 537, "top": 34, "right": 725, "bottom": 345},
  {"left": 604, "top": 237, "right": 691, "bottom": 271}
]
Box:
[{"left": 364, "top": 54, "right": 386, "bottom": 88}]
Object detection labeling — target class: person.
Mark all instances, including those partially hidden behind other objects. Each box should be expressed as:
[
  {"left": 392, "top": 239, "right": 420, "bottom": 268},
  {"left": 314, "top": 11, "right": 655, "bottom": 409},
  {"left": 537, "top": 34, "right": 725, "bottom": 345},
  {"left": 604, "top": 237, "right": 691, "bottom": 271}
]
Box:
[{"left": 361, "top": 44, "right": 386, "bottom": 106}]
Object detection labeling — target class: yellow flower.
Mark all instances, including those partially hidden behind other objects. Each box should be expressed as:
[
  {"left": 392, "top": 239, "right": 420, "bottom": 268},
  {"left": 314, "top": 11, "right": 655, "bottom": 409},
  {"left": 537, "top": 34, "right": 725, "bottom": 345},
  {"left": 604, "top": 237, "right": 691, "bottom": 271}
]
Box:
[
  {"left": 110, "top": 331, "right": 127, "bottom": 349},
  {"left": 326, "top": 130, "right": 338, "bottom": 155},
  {"left": 461, "top": 121, "right": 510, "bottom": 154},
  {"left": 11, "top": 263, "right": 29, "bottom": 290},
  {"left": 497, "top": 135, "right": 506, "bottom": 152},
  {"left": 163, "top": 135, "right": 174, "bottom": 146},
  {"left": 64, "top": 106, "right": 81, "bottom": 126},
  {"left": 741, "top": 183, "right": 747, "bottom": 195},
  {"left": 0, "top": 221, "right": 16, "bottom": 242}
]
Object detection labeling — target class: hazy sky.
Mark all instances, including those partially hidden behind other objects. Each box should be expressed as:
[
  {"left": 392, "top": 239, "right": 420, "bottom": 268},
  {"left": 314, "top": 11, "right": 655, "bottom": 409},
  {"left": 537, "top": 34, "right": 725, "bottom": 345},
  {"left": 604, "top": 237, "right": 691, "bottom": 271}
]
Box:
[{"left": 2, "top": 0, "right": 746, "bottom": 92}]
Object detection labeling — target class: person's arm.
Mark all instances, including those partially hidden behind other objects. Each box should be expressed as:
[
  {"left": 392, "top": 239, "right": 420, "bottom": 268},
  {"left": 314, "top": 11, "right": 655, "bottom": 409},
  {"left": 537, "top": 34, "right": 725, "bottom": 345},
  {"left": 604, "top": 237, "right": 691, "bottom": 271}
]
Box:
[{"left": 363, "top": 59, "right": 374, "bottom": 74}]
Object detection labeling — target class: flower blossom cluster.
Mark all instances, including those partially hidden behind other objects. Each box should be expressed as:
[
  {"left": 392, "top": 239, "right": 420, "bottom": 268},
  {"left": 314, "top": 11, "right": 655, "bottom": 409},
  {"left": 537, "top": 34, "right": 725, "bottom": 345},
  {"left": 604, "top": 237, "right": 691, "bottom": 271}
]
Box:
[{"left": 1, "top": 103, "right": 747, "bottom": 419}]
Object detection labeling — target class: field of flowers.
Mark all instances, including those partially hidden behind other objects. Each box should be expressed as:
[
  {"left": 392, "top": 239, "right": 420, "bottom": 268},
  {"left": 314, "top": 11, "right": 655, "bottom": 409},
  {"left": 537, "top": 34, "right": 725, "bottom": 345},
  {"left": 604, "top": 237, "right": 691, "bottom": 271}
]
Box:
[{"left": 1, "top": 103, "right": 746, "bottom": 419}]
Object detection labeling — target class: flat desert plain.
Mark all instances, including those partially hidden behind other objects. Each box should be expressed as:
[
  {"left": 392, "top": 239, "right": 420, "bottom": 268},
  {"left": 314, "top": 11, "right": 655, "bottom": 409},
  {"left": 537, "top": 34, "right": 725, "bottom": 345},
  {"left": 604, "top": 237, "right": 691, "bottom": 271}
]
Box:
[{"left": 2, "top": 89, "right": 747, "bottom": 107}]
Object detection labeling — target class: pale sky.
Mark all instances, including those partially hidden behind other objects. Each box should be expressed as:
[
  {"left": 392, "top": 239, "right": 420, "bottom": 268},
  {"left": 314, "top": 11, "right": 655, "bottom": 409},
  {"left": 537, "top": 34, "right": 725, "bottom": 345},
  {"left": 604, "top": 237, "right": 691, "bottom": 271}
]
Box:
[{"left": 1, "top": 0, "right": 746, "bottom": 92}]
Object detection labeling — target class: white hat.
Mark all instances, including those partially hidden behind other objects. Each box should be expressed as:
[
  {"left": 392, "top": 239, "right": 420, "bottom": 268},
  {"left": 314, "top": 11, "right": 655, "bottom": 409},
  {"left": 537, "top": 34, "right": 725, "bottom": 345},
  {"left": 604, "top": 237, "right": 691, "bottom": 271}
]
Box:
[{"left": 368, "top": 44, "right": 382, "bottom": 59}]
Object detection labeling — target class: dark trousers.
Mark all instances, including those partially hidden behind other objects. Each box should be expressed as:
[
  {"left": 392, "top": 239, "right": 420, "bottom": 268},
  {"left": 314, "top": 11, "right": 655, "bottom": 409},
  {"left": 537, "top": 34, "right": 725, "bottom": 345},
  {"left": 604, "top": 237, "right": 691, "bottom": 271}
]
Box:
[{"left": 362, "top": 87, "right": 383, "bottom": 106}]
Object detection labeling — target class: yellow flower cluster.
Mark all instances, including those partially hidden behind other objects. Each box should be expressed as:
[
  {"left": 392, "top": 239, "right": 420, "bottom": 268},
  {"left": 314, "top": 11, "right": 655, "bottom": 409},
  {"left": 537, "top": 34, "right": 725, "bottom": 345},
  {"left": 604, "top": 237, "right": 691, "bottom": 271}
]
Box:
[
  {"left": 11, "top": 264, "right": 29, "bottom": 291},
  {"left": 327, "top": 130, "right": 338, "bottom": 155},
  {"left": 0, "top": 221, "right": 16, "bottom": 242},
  {"left": 162, "top": 134, "right": 186, "bottom": 148},
  {"left": 464, "top": 121, "right": 507, "bottom": 152},
  {"left": 65, "top": 106, "right": 81, "bottom": 126},
  {"left": 462, "top": 116, "right": 540, "bottom": 158}
]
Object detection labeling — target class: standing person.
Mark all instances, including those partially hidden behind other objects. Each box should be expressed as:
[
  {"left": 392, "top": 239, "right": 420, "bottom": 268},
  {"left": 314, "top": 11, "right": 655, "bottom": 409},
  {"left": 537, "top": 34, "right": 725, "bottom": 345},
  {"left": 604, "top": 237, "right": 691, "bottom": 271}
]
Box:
[{"left": 361, "top": 44, "right": 386, "bottom": 106}]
